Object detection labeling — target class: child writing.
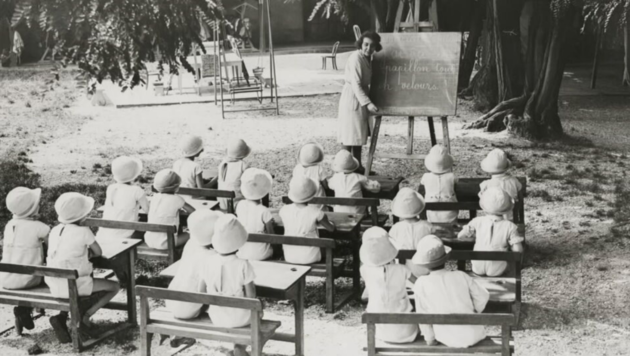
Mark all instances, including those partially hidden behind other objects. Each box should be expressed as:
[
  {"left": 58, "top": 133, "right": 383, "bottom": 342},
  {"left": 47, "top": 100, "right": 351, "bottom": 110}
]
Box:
[
  {"left": 167, "top": 210, "right": 222, "bottom": 320},
  {"left": 172, "top": 135, "right": 207, "bottom": 191},
  {"left": 421, "top": 144, "right": 458, "bottom": 224},
  {"left": 360, "top": 227, "right": 418, "bottom": 344},
  {"left": 328, "top": 150, "right": 380, "bottom": 214},
  {"left": 412, "top": 235, "right": 490, "bottom": 348},
  {"left": 458, "top": 187, "right": 524, "bottom": 277},
  {"left": 144, "top": 169, "right": 195, "bottom": 250},
  {"left": 389, "top": 188, "right": 432, "bottom": 250},
  {"left": 198, "top": 214, "right": 256, "bottom": 356},
  {"left": 45, "top": 193, "right": 120, "bottom": 343},
  {"left": 292, "top": 142, "right": 327, "bottom": 210},
  {"left": 236, "top": 168, "right": 275, "bottom": 261},
  {"left": 1, "top": 187, "right": 50, "bottom": 334},
  {"left": 479, "top": 148, "right": 522, "bottom": 221},
  {"left": 96, "top": 156, "right": 149, "bottom": 239},
  {"left": 280, "top": 176, "right": 335, "bottom": 264},
  {"left": 218, "top": 138, "right": 251, "bottom": 211}
]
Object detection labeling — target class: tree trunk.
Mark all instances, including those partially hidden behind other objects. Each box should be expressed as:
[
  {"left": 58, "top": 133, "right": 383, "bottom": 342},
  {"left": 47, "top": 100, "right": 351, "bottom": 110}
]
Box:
[
  {"left": 623, "top": 18, "right": 630, "bottom": 87},
  {"left": 371, "top": 0, "right": 398, "bottom": 32},
  {"left": 458, "top": 0, "right": 485, "bottom": 91},
  {"left": 464, "top": 0, "right": 582, "bottom": 140}
]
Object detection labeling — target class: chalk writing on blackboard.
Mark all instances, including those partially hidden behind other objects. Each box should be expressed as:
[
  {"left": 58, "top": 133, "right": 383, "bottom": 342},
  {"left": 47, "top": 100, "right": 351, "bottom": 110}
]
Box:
[{"left": 369, "top": 32, "right": 462, "bottom": 117}]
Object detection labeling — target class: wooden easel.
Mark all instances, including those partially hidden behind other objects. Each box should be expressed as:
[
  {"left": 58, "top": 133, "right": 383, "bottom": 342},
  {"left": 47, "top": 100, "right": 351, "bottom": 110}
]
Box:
[{"left": 365, "top": 0, "right": 450, "bottom": 174}]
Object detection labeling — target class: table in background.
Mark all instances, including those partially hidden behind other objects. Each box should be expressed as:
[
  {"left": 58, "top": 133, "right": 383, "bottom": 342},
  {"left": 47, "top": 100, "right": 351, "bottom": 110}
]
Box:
[{"left": 161, "top": 260, "right": 311, "bottom": 356}]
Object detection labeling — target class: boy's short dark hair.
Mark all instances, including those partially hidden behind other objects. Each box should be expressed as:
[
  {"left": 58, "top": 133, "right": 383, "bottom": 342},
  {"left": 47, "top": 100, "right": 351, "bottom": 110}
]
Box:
[{"left": 355, "top": 31, "right": 383, "bottom": 52}]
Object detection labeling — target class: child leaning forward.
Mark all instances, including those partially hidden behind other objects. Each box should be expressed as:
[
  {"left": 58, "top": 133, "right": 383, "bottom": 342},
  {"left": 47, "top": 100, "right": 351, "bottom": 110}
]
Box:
[
  {"left": 328, "top": 150, "right": 380, "bottom": 215},
  {"left": 45, "top": 193, "right": 120, "bottom": 343},
  {"left": 236, "top": 168, "right": 275, "bottom": 261}
]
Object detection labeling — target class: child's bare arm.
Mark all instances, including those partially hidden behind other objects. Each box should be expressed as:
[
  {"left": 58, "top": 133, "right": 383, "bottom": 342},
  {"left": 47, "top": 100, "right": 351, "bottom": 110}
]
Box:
[
  {"left": 244, "top": 282, "right": 256, "bottom": 298},
  {"left": 318, "top": 214, "right": 336, "bottom": 232},
  {"left": 457, "top": 225, "right": 475, "bottom": 240},
  {"left": 511, "top": 242, "right": 524, "bottom": 253},
  {"left": 88, "top": 241, "right": 103, "bottom": 258},
  {"left": 195, "top": 173, "right": 205, "bottom": 189}
]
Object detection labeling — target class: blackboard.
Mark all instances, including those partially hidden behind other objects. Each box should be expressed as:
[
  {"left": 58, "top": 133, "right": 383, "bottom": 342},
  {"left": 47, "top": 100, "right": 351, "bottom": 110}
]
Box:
[
  {"left": 200, "top": 54, "right": 218, "bottom": 78},
  {"left": 369, "top": 32, "right": 461, "bottom": 117}
]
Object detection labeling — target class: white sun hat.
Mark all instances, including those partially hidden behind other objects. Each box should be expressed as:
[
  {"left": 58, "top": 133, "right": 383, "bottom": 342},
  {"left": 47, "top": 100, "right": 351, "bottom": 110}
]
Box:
[
  {"left": 180, "top": 135, "right": 204, "bottom": 157},
  {"left": 112, "top": 156, "right": 143, "bottom": 183},
  {"left": 411, "top": 235, "right": 451, "bottom": 269},
  {"left": 55, "top": 192, "right": 95, "bottom": 224},
  {"left": 480, "top": 148, "right": 511, "bottom": 174},
  {"left": 479, "top": 187, "right": 514, "bottom": 215},
  {"left": 6, "top": 187, "right": 42, "bottom": 218},
  {"left": 333, "top": 150, "right": 360, "bottom": 173},
  {"left": 153, "top": 169, "right": 182, "bottom": 193},
  {"left": 391, "top": 187, "right": 426, "bottom": 219},
  {"left": 424, "top": 144, "right": 454, "bottom": 174},
  {"left": 226, "top": 138, "right": 251, "bottom": 160},
  {"left": 187, "top": 210, "right": 224, "bottom": 246},
  {"left": 212, "top": 214, "right": 248, "bottom": 254},
  {"left": 360, "top": 227, "right": 398, "bottom": 267},
  {"left": 298, "top": 142, "right": 325, "bottom": 167},
  {"left": 241, "top": 168, "right": 273, "bottom": 201},
  {"left": 288, "top": 176, "right": 318, "bottom": 204}
]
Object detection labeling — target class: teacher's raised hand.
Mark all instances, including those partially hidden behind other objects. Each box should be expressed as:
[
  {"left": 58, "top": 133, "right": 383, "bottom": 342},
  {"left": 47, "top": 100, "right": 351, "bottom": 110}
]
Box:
[{"left": 367, "top": 103, "right": 379, "bottom": 113}]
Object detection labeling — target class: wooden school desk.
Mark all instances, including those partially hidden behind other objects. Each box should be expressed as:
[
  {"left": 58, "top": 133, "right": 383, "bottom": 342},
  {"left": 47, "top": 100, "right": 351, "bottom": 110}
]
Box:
[
  {"left": 322, "top": 176, "right": 404, "bottom": 201},
  {"left": 160, "top": 260, "right": 311, "bottom": 356},
  {"left": 92, "top": 238, "right": 143, "bottom": 324}
]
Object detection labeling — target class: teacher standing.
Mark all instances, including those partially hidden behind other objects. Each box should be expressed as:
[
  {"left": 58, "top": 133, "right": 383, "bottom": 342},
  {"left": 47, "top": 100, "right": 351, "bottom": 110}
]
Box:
[{"left": 337, "top": 31, "right": 382, "bottom": 174}]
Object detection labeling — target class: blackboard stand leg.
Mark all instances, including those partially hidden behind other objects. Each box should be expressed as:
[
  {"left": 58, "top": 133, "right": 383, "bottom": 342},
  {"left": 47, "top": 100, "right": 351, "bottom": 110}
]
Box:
[
  {"left": 407, "top": 116, "right": 414, "bottom": 155},
  {"left": 441, "top": 116, "right": 451, "bottom": 154},
  {"left": 428, "top": 116, "right": 437, "bottom": 146},
  {"left": 366, "top": 116, "right": 382, "bottom": 175}
]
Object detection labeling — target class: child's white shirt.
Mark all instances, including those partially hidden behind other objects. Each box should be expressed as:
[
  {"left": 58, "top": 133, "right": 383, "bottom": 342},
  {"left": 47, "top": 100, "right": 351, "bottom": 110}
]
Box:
[
  {"left": 167, "top": 244, "right": 216, "bottom": 319},
  {"left": 236, "top": 200, "right": 274, "bottom": 261},
  {"left": 361, "top": 263, "right": 418, "bottom": 343},
  {"left": 200, "top": 254, "right": 256, "bottom": 328},
  {"left": 45, "top": 224, "right": 95, "bottom": 298},
  {"left": 328, "top": 172, "right": 381, "bottom": 214},
  {"left": 479, "top": 173, "right": 522, "bottom": 220},
  {"left": 145, "top": 193, "right": 186, "bottom": 249},
  {"left": 389, "top": 219, "right": 433, "bottom": 250},
  {"left": 413, "top": 269, "right": 489, "bottom": 348},
  {"left": 292, "top": 164, "right": 327, "bottom": 209},
  {"left": 217, "top": 160, "right": 248, "bottom": 210},
  {"left": 1, "top": 217, "right": 49, "bottom": 289},
  {"left": 421, "top": 172, "right": 458, "bottom": 223},
  {"left": 173, "top": 158, "right": 203, "bottom": 189},
  {"left": 97, "top": 183, "right": 148, "bottom": 239},
  {"left": 279, "top": 204, "right": 325, "bottom": 264},
  {"left": 458, "top": 215, "right": 524, "bottom": 276}
]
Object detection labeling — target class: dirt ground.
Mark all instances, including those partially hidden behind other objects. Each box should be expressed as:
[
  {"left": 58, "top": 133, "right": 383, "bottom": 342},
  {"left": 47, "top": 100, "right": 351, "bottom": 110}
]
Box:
[{"left": 1, "top": 66, "right": 630, "bottom": 356}]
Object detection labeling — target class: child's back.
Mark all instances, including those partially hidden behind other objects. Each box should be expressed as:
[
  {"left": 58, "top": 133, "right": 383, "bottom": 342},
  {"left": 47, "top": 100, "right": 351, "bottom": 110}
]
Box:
[
  {"left": 145, "top": 192, "right": 186, "bottom": 249},
  {"left": 389, "top": 219, "right": 432, "bottom": 250},
  {"left": 421, "top": 172, "right": 458, "bottom": 223},
  {"left": 328, "top": 172, "right": 379, "bottom": 214},
  {"left": 173, "top": 158, "right": 202, "bottom": 189},
  {"left": 97, "top": 183, "right": 147, "bottom": 239},
  {"left": 218, "top": 160, "right": 247, "bottom": 210},
  {"left": 279, "top": 204, "right": 324, "bottom": 264},
  {"left": 413, "top": 269, "right": 489, "bottom": 348},
  {"left": 236, "top": 200, "right": 274, "bottom": 260}
]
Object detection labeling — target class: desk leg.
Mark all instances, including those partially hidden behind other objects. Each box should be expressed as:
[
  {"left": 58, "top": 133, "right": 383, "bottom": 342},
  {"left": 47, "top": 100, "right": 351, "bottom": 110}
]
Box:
[
  {"left": 428, "top": 116, "right": 437, "bottom": 146},
  {"left": 352, "top": 233, "right": 361, "bottom": 298},
  {"left": 441, "top": 116, "right": 451, "bottom": 154},
  {"left": 127, "top": 249, "right": 137, "bottom": 325},
  {"left": 295, "top": 278, "right": 305, "bottom": 356},
  {"left": 366, "top": 116, "right": 382, "bottom": 175}
]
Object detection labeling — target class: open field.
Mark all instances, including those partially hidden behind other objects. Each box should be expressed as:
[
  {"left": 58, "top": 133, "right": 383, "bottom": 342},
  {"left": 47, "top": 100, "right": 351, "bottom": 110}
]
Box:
[{"left": 1, "top": 66, "right": 630, "bottom": 356}]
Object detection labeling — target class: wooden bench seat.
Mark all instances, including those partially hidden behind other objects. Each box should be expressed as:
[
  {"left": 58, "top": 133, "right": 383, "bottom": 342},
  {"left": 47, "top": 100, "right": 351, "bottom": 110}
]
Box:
[
  {"left": 468, "top": 274, "right": 516, "bottom": 303},
  {"left": 363, "top": 313, "right": 515, "bottom": 356},
  {"left": 282, "top": 196, "right": 385, "bottom": 227},
  {"left": 138, "top": 286, "right": 279, "bottom": 356},
  {"left": 0, "top": 263, "right": 131, "bottom": 351}
]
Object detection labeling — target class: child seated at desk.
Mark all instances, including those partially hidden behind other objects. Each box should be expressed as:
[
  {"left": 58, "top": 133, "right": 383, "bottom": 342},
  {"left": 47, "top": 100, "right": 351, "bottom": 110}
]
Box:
[
  {"left": 96, "top": 156, "right": 148, "bottom": 239},
  {"left": 412, "top": 236, "right": 490, "bottom": 348},
  {"left": 1, "top": 187, "right": 50, "bottom": 334},
  {"left": 280, "top": 176, "right": 335, "bottom": 265},
  {"left": 479, "top": 148, "right": 522, "bottom": 221},
  {"left": 292, "top": 142, "right": 327, "bottom": 210},
  {"left": 145, "top": 169, "right": 194, "bottom": 250},
  {"left": 173, "top": 135, "right": 206, "bottom": 192},
  {"left": 236, "top": 168, "right": 275, "bottom": 261},
  {"left": 198, "top": 214, "right": 256, "bottom": 356},
  {"left": 389, "top": 188, "right": 432, "bottom": 250},
  {"left": 457, "top": 187, "right": 524, "bottom": 277},
  {"left": 421, "top": 144, "right": 458, "bottom": 224},
  {"left": 167, "top": 210, "right": 222, "bottom": 320},
  {"left": 328, "top": 150, "right": 380, "bottom": 214},
  {"left": 45, "top": 193, "right": 120, "bottom": 343},
  {"left": 360, "top": 227, "right": 418, "bottom": 344},
  {"left": 218, "top": 138, "right": 251, "bottom": 211}
]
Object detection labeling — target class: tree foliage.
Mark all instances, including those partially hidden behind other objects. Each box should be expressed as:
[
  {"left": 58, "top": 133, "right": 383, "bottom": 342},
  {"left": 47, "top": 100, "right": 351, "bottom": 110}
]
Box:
[{"left": 2, "top": 0, "right": 224, "bottom": 90}]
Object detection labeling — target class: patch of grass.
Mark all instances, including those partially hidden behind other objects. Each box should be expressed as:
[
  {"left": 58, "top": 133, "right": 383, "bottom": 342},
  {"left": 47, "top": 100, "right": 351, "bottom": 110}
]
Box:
[{"left": 528, "top": 189, "right": 554, "bottom": 202}]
